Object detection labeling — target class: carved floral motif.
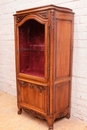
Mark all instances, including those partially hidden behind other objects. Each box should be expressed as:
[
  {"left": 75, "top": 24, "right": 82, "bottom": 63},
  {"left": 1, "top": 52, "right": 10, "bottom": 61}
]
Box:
[
  {"left": 19, "top": 81, "right": 27, "bottom": 86},
  {"left": 16, "top": 15, "right": 27, "bottom": 23},
  {"left": 50, "top": 10, "right": 55, "bottom": 29},
  {"left": 28, "top": 83, "right": 45, "bottom": 93},
  {"left": 36, "top": 85, "right": 45, "bottom": 93},
  {"left": 16, "top": 11, "right": 48, "bottom": 23},
  {"left": 19, "top": 81, "right": 45, "bottom": 93},
  {"left": 23, "top": 108, "right": 45, "bottom": 120},
  {"left": 28, "top": 83, "right": 35, "bottom": 89},
  {"left": 36, "top": 11, "right": 48, "bottom": 19}
]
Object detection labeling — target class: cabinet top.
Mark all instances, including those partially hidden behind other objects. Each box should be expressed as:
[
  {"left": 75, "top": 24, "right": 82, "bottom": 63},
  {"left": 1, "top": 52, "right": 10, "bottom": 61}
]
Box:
[{"left": 14, "top": 4, "right": 74, "bottom": 16}]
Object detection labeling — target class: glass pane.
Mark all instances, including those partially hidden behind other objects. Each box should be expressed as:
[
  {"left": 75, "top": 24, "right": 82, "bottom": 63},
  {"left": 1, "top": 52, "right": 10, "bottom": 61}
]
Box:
[{"left": 19, "top": 19, "right": 45, "bottom": 77}]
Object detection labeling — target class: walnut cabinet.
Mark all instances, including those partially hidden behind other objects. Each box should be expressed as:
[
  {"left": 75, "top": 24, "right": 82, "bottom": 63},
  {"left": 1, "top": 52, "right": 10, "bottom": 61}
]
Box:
[{"left": 14, "top": 5, "right": 74, "bottom": 130}]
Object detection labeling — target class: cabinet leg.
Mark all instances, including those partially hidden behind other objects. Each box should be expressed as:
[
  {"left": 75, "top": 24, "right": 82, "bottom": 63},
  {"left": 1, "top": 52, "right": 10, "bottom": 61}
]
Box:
[
  {"left": 49, "top": 126, "right": 53, "bottom": 130},
  {"left": 18, "top": 108, "right": 22, "bottom": 114},
  {"left": 66, "top": 113, "right": 70, "bottom": 119},
  {"left": 47, "top": 117, "right": 54, "bottom": 130}
]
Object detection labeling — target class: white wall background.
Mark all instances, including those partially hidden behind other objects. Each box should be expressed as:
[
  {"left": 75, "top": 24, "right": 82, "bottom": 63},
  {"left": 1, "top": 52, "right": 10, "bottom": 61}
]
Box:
[{"left": 0, "top": 0, "right": 87, "bottom": 122}]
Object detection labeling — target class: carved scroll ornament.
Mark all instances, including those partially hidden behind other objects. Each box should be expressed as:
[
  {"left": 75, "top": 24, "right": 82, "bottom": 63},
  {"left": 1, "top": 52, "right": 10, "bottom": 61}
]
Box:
[
  {"left": 16, "top": 15, "right": 27, "bottom": 23},
  {"left": 23, "top": 108, "right": 45, "bottom": 120},
  {"left": 28, "top": 83, "right": 45, "bottom": 93},
  {"left": 19, "top": 81, "right": 27, "bottom": 86},
  {"left": 19, "top": 81, "right": 45, "bottom": 93},
  {"left": 36, "top": 11, "right": 48, "bottom": 19}
]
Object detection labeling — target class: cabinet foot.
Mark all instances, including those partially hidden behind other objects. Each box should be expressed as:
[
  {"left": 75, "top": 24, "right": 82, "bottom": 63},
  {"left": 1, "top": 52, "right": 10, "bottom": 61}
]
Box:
[
  {"left": 66, "top": 113, "right": 70, "bottom": 119},
  {"left": 18, "top": 108, "right": 22, "bottom": 114},
  {"left": 49, "top": 126, "right": 53, "bottom": 130}
]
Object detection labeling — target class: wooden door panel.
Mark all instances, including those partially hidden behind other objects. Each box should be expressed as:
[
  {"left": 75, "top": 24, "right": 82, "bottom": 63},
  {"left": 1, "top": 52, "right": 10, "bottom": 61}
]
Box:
[{"left": 19, "top": 80, "right": 48, "bottom": 113}]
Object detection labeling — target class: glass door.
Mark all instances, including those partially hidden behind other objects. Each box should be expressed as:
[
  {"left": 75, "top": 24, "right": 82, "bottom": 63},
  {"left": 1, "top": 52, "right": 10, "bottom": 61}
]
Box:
[{"left": 19, "top": 19, "right": 45, "bottom": 77}]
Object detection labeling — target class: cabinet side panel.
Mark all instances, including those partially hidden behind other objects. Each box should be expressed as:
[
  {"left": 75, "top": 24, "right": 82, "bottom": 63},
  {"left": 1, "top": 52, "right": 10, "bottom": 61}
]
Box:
[
  {"left": 55, "top": 82, "right": 70, "bottom": 113},
  {"left": 55, "top": 19, "right": 71, "bottom": 79}
]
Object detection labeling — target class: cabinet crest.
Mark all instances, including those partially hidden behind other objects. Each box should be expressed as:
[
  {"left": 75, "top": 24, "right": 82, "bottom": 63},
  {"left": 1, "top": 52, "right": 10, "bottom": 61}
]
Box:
[
  {"left": 36, "top": 11, "right": 48, "bottom": 19},
  {"left": 16, "top": 11, "right": 48, "bottom": 23}
]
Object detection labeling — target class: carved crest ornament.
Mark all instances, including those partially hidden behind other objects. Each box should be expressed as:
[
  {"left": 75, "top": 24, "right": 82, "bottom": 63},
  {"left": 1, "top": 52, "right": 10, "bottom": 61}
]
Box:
[{"left": 16, "top": 11, "right": 48, "bottom": 23}]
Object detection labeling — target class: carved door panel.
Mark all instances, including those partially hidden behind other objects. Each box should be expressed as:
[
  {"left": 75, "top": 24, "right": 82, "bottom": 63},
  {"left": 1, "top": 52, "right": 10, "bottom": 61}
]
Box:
[{"left": 18, "top": 80, "right": 49, "bottom": 114}]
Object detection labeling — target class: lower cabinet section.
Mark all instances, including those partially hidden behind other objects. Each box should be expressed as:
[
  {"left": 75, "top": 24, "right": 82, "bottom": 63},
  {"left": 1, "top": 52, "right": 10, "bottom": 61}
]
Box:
[
  {"left": 17, "top": 80, "right": 71, "bottom": 130},
  {"left": 17, "top": 80, "right": 49, "bottom": 115}
]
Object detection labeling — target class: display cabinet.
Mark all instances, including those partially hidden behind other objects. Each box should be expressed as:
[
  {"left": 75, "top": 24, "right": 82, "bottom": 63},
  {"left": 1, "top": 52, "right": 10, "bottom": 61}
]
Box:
[{"left": 14, "top": 5, "right": 74, "bottom": 130}]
